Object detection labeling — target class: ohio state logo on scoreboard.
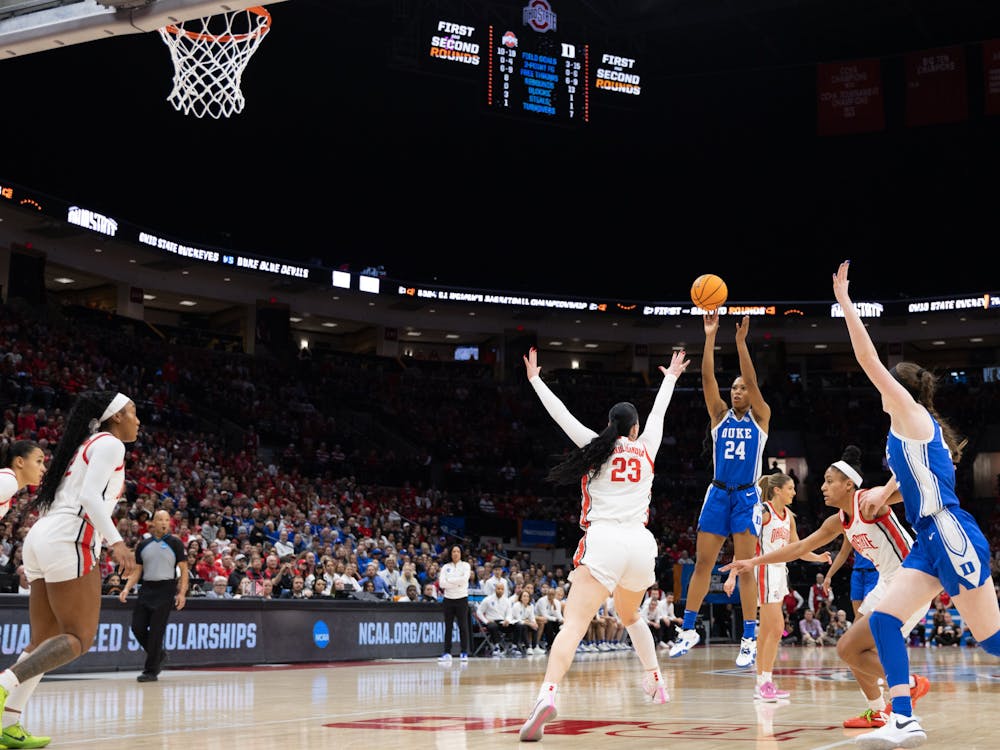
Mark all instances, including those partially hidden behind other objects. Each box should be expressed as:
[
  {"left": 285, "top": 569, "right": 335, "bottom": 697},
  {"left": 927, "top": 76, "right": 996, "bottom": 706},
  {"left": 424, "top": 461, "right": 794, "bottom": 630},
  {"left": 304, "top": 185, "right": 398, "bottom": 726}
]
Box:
[{"left": 522, "top": 0, "right": 557, "bottom": 33}]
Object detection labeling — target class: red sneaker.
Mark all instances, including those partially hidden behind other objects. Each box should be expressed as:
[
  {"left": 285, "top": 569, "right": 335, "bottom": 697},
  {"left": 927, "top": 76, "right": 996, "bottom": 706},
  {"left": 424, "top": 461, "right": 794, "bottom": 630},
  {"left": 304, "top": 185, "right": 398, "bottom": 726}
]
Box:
[
  {"left": 843, "top": 709, "right": 888, "bottom": 729},
  {"left": 910, "top": 673, "right": 930, "bottom": 707}
]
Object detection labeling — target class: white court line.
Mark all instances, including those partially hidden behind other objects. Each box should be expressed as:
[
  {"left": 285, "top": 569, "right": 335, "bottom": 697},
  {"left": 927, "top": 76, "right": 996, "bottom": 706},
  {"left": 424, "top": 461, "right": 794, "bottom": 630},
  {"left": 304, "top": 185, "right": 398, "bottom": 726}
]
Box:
[{"left": 809, "top": 739, "right": 858, "bottom": 750}]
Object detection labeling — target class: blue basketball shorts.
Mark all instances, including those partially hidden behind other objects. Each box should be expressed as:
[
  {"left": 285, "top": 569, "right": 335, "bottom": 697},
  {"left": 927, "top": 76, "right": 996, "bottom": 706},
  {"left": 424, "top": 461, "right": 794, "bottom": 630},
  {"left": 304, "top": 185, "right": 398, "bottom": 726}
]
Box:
[{"left": 903, "top": 506, "right": 992, "bottom": 597}]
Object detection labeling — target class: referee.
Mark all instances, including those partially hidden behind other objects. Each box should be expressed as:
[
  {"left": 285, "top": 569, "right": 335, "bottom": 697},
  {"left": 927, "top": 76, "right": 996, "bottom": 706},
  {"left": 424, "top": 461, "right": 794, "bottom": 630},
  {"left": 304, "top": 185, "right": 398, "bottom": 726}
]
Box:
[{"left": 120, "top": 509, "right": 187, "bottom": 682}]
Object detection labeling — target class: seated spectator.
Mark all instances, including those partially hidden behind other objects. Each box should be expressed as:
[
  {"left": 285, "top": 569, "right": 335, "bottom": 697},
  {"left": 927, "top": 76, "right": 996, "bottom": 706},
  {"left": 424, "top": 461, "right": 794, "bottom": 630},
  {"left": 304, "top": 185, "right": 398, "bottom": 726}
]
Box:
[
  {"left": 358, "top": 562, "right": 391, "bottom": 597},
  {"left": 280, "top": 575, "right": 308, "bottom": 599},
  {"left": 273, "top": 529, "right": 295, "bottom": 559},
  {"left": 102, "top": 573, "right": 124, "bottom": 597},
  {"left": 420, "top": 583, "right": 439, "bottom": 602},
  {"left": 400, "top": 584, "right": 420, "bottom": 603},
  {"left": 312, "top": 578, "right": 331, "bottom": 598},
  {"left": 205, "top": 576, "right": 233, "bottom": 599},
  {"left": 799, "top": 609, "right": 833, "bottom": 646},
  {"left": 826, "top": 609, "right": 851, "bottom": 643},
  {"left": 396, "top": 562, "right": 421, "bottom": 599},
  {"left": 476, "top": 581, "right": 514, "bottom": 655},
  {"left": 642, "top": 596, "right": 664, "bottom": 646},
  {"left": 933, "top": 610, "right": 961, "bottom": 646},
  {"left": 234, "top": 577, "right": 256, "bottom": 599}
]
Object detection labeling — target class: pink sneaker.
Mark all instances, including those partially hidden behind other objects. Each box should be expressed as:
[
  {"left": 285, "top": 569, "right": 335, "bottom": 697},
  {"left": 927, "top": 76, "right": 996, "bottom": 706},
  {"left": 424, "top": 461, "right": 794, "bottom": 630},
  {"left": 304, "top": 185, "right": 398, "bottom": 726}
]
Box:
[
  {"left": 642, "top": 669, "right": 670, "bottom": 704},
  {"left": 757, "top": 681, "right": 790, "bottom": 702},
  {"left": 519, "top": 693, "right": 558, "bottom": 742}
]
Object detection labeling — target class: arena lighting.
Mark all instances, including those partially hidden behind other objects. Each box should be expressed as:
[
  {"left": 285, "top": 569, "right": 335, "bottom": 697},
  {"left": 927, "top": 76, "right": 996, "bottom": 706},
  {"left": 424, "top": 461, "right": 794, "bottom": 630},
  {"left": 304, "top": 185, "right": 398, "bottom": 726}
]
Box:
[
  {"left": 358, "top": 275, "right": 379, "bottom": 294},
  {"left": 331, "top": 270, "right": 350, "bottom": 289},
  {"left": 53, "top": 277, "right": 74, "bottom": 284}
]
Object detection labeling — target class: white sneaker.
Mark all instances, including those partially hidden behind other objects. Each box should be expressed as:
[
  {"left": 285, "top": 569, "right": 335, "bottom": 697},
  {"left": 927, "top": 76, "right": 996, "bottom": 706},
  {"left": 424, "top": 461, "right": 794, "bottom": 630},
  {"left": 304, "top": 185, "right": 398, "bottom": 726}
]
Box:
[
  {"left": 460, "top": 652, "right": 468, "bottom": 661},
  {"left": 736, "top": 637, "right": 757, "bottom": 667},
  {"left": 641, "top": 668, "right": 670, "bottom": 704},
  {"left": 438, "top": 653, "right": 452, "bottom": 664},
  {"left": 854, "top": 712, "right": 926, "bottom": 750},
  {"left": 597, "top": 642, "right": 610, "bottom": 652},
  {"left": 657, "top": 640, "right": 670, "bottom": 650},
  {"left": 519, "top": 693, "right": 558, "bottom": 742},
  {"left": 669, "top": 629, "right": 700, "bottom": 658}
]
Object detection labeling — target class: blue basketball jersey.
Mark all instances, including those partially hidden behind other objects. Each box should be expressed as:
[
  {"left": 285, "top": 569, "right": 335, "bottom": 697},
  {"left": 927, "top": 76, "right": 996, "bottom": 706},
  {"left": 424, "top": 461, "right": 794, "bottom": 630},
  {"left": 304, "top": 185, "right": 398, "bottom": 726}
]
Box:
[
  {"left": 853, "top": 551, "right": 877, "bottom": 570},
  {"left": 885, "top": 413, "right": 960, "bottom": 531},
  {"left": 711, "top": 409, "right": 767, "bottom": 487}
]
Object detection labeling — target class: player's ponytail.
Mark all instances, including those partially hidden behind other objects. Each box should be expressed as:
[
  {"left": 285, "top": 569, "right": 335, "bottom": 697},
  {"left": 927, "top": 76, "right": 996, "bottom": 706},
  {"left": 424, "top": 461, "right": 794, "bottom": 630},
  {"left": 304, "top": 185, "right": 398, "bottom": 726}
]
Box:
[{"left": 546, "top": 401, "right": 638, "bottom": 486}]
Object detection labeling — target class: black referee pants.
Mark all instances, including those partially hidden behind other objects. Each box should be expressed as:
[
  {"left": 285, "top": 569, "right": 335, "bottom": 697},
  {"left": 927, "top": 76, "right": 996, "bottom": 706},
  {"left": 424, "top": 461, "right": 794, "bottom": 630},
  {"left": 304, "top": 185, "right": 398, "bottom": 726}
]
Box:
[{"left": 132, "top": 582, "right": 175, "bottom": 675}]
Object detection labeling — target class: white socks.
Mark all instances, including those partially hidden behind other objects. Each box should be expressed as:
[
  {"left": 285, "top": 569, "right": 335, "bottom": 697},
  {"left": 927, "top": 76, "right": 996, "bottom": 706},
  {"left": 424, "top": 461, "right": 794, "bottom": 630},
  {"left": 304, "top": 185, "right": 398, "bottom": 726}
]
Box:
[
  {"left": 4, "top": 652, "right": 42, "bottom": 727},
  {"left": 537, "top": 682, "right": 558, "bottom": 702},
  {"left": 625, "top": 621, "right": 658, "bottom": 670}
]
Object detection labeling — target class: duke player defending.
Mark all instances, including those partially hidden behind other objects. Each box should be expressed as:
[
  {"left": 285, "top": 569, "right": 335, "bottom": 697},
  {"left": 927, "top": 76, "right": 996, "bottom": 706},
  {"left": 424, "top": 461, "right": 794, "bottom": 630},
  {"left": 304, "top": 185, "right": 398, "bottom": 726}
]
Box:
[
  {"left": 518, "top": 347, "right": 689, "bottom": 742},
  {"left": 832, "top": 261, "right": 1000, "bottom": 749},
  {"left": 723, "top": 446, "right": 931, "bottom": 731},
  {"left": 671, "top": 311, "right": 770, "bottom": 668},
  {"left": 0, "top": 392, "right": 138, "bottom": 749}
]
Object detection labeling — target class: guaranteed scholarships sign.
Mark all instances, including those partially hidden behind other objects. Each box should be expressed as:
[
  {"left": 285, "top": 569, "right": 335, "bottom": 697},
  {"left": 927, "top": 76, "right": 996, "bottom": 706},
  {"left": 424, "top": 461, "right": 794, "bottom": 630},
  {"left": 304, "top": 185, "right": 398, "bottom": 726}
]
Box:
[{"left": 0, "top": 596, "right": 445, "bottom": 673}]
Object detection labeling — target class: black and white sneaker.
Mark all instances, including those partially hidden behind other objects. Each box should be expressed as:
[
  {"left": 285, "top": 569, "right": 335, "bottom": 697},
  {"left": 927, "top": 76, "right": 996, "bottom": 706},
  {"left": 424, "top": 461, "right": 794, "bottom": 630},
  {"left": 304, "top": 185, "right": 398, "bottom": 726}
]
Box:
[{"left": 855, "top": 712, "right": 926, "bottom": 749}]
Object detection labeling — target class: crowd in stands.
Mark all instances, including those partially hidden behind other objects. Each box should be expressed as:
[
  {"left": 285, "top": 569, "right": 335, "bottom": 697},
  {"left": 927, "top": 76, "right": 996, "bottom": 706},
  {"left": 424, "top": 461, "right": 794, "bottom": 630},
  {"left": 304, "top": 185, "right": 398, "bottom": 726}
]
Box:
[{"left": 2, "top": 300, "right": 1000, "bottom": 653}]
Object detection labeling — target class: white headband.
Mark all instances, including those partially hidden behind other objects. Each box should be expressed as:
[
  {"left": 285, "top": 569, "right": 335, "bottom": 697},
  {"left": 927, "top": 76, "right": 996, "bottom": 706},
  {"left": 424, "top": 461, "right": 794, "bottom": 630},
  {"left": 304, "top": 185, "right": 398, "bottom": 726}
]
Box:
[
  {"left": 100, "top": 393, "right": 130, "bottom": 423},
  {"left": 831, "top": 460, "right": 863, "bottom": 487}
]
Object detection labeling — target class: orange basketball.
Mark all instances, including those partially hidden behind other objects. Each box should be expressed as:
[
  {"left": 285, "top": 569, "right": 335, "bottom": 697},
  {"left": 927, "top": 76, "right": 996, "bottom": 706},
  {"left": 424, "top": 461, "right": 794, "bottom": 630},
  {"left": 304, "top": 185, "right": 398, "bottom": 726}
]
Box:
[{"left": 690, "top": 274, "right": 728, "bottom": 311}]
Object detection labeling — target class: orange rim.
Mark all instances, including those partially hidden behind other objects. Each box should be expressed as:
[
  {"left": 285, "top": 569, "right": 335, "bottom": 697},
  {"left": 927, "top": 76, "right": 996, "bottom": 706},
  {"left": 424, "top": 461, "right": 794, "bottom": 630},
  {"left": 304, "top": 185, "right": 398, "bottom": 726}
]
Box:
[{"left": 163, "top": 6, "right": 271, "bottom": 44}]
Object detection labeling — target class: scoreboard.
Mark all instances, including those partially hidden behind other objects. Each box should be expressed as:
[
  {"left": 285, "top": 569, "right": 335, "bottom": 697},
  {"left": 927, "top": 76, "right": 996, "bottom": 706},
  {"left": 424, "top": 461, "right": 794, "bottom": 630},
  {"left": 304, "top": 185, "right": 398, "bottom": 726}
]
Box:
[{"left": 426, "top": 0, "right": 641, "bottom": 125}]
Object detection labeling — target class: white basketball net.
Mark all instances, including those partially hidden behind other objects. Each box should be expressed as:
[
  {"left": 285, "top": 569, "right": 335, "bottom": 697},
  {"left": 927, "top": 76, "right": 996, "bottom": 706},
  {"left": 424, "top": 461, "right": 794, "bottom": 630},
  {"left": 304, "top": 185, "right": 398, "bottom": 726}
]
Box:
[{"left": 158, "top": 6, "right": 272, "bottom": 119}]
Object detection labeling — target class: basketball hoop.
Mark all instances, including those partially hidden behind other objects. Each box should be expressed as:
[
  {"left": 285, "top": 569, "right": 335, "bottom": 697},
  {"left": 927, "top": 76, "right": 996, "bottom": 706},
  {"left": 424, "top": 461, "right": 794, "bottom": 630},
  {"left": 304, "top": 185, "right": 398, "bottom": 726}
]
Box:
[{"left": 158, "top": 6, "right": 272, "bottom": 119}]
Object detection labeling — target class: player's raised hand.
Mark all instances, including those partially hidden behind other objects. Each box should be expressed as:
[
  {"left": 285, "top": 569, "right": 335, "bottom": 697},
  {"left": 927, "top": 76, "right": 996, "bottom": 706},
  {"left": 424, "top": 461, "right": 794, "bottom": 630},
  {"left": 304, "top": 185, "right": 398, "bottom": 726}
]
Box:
[
  {"left": 832, "top": 260, "right": 851, "bottom": 306},
  {"left": 523, "top": 347, "right": 541, "bottom": 379},
  {"left": 659, "top": 349, "right": 690, "bottom": 380}
]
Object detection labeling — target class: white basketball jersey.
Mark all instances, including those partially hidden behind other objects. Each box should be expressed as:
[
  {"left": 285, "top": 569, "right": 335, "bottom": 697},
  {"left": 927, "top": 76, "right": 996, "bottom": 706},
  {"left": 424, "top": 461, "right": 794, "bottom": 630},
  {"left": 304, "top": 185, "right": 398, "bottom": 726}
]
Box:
[
  {"left": 580, "top": 436, "right": 654, "bottom": 527},
  {"left": 0, "top": 468, "right": 18, "bottom": 520},
  {"left": 47, "top": 432, "right": 126, "bottom": 544},
  {"left": 839, "top": 489, "right": 912, "bottom": 583},
  {"left": 758, "top": 501, "right": 792, "bottom": 557}
]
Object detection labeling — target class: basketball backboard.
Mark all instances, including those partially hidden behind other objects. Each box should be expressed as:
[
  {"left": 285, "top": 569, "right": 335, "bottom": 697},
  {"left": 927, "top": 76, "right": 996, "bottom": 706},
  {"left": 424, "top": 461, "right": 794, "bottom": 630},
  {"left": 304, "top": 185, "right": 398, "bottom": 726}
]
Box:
[{"left": 0, "top": 0, "right": 286, "bottom": 58}]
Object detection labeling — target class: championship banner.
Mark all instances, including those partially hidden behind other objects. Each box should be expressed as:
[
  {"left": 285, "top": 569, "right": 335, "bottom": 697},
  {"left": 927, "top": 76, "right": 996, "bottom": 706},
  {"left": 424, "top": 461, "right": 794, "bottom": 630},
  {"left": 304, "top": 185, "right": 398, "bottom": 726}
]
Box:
[
  {"left": 983, "top": 40, "right": 1000, "bottom": 116},
  {"left": 817, "top": 59, "right": 884, "bottom": 135},
  {"left": 904, "top": 46, "right": 968, "bottom": 127},
  {"left": 0, "top": 596, "right": 447, "bottom": 673}
]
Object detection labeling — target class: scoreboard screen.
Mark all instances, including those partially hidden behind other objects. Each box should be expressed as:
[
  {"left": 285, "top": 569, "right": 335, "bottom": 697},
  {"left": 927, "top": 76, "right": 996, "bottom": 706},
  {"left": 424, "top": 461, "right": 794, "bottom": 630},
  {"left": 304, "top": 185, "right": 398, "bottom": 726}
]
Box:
[
  {"left": 488, "top": 26, "right": 587, "bottom": 121},
  {"left": 426, "top": 0, "right": 641, "bottom": 125}
]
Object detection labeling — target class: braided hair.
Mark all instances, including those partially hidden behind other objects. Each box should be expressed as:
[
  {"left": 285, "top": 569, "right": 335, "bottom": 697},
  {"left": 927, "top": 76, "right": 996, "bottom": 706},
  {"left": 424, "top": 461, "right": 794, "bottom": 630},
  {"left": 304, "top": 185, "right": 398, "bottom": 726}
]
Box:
[
  {"left": 25, "top": 390, "right": 120, "bottom": 515},
  {"left": 546, "top": 401, "right": 638, "bottom": 486}
]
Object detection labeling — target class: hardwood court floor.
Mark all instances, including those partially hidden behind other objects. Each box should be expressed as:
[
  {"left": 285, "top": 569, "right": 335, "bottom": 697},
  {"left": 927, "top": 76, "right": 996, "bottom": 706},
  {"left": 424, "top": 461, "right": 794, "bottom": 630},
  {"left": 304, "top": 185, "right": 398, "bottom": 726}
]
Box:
[{"left": 21, "top": 642, "right": 1000, "bottom": 749}]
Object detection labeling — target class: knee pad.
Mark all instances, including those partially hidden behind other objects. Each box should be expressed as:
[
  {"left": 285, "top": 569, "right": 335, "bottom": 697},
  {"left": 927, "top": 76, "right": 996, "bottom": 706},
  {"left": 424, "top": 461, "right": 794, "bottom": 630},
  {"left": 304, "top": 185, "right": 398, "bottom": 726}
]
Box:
[{"left": 979, "top": 629, "right": 1000, "bottom": 657}]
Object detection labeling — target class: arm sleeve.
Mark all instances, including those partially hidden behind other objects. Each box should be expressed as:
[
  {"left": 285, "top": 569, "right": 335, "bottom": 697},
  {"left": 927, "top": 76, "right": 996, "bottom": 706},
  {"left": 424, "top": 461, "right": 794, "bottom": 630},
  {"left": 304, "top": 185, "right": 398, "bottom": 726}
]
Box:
[
  {"left": 528, "top": 375, "right": 597, "bottom": 448},
  {"left": 80, "top": 438, "right": 125, "bottom": 545},
  {"left": 437, "top": 565, "right": 450, "bottom": 591},
  {"left": 638, "top": 374, "right": 679, "bottom": 461}
]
